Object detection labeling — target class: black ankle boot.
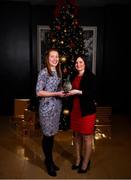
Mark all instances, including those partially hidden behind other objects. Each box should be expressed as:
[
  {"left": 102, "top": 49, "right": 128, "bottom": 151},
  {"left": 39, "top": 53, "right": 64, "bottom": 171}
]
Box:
[
  {"left": 45, "top": 159, "right": 59, "bottom": 171},
  {"left": 45, "top": 160, "right": 57, "bottom": 177},
  {"left": 53, "top": 162, "right": 60, "bottom": 171}
]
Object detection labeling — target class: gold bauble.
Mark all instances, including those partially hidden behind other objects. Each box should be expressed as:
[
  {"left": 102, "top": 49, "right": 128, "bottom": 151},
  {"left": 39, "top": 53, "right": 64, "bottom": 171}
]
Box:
[
  {"left": 60, "top": 56, "right": 67, "bottom": 63},
  {"left": 63, "top": 109, "right": 69, "bottom": 115},
  {"left": 60, "top": 40, "right": 64, "bottom": 44},
  {"left": 52, "top": 38, "right": 56, "bottom": 42}
]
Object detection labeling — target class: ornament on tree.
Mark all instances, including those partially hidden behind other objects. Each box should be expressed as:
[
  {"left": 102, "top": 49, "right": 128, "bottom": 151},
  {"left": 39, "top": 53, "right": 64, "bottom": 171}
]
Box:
[
  {"left": 63, "top": 109, "right": 70, "bottom": 116},
  {"left": 69, "top": 40, "right": 76, "bottom": 48},
  {"left": 60, "top": 40, "right": 64, "bottom": 44},
  {"left": 60, "top": 56, "right": 67, "bottom": 63},
  {"left": 72, "top": 19, "right": 78, "bottom": 25},
  {"left": 52, "top": 38, "right": 56, "bottom": 42},
  {"left": 71, "top": 14, "right": 74, "bottom": 18},
  {"left": 63, "top": 67, "right": 68, "bottom": 75},
  {"left": 56, "top": 25, "right": 61, "bottom": 30}
]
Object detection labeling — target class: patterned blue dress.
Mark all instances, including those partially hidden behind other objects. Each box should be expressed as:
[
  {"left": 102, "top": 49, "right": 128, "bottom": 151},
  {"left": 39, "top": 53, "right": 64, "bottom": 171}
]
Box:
[{"left": 36, "top": 68, "right": 62, "bottom": 136}]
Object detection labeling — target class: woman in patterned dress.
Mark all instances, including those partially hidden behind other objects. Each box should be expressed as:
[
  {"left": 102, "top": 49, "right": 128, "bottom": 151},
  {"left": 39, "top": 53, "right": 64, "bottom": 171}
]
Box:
[
  {"left": 67, "top": 54, "right": 97, "bottom": 173},
  {"left": 36, "top": 49, "right": 65, "bottom": 177}
]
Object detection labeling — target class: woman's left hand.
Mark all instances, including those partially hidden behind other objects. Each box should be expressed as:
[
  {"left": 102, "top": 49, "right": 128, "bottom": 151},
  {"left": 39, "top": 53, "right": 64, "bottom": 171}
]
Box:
[{"left": 66, "top": 89, "right": 82, "bottom": 96}]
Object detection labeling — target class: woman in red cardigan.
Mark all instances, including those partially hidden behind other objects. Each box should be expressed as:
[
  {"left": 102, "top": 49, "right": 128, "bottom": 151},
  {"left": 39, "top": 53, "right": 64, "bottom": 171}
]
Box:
[{"left": 68, "top": 54, "right": 97, "bottom": 173}]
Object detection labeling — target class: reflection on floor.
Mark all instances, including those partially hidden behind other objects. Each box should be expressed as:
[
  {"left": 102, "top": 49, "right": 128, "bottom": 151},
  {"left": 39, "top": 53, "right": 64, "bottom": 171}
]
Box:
[{"left": 0, "top": 114, "right": 131, "bottom": 179}]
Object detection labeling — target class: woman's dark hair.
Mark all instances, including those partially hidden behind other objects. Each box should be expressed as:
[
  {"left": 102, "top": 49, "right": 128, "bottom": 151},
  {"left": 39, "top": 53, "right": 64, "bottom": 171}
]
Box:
[
  {"left": 74, "top": 54, "right": 88, "bottom": 71},
  {"left": 70, "top": 54, "right": 89, "bottom": 81},
  {"left": 44, "top": 48, "right": 62, "bottom": 78}
]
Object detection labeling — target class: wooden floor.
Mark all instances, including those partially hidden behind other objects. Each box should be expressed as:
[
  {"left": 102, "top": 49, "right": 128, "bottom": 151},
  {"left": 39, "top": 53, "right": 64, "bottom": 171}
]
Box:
[{"left": 0, "top": 113, "right": 131, "bottom": 179}]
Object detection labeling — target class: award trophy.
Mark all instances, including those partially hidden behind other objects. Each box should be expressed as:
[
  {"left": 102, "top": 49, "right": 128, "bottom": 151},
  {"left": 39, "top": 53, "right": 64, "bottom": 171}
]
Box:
[{"left": 63, "top": 76, "right": 72, "bottom": 93}]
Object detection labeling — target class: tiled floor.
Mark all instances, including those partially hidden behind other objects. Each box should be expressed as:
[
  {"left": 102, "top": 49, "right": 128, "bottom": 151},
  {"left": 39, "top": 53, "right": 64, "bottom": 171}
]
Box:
[{"left": 0, "top": 114, "right": 131, "bottom": 179}]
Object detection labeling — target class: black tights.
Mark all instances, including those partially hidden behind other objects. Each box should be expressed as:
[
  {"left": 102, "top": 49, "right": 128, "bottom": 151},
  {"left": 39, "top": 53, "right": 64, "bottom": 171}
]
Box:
[{"left": 42, "top": 135, "right": 54, "bottom": 163}]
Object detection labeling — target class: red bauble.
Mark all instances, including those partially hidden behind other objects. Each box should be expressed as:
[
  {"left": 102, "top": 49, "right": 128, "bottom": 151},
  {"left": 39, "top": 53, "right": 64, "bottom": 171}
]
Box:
[{"left": 63, "top": 67, "right": 68, "bottom": 74}]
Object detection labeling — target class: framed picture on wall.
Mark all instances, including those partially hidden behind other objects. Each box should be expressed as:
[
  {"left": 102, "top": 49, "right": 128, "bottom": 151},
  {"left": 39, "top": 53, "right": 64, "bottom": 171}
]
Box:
[
  {"left": 82, "top": 26, "right": 97, "bottom": 74},
  {"left": 37, "top": 25, "right": 49, "bottom": 72},
  {"left": 37, "top": 25, "right": 97, "bottom": 74}
]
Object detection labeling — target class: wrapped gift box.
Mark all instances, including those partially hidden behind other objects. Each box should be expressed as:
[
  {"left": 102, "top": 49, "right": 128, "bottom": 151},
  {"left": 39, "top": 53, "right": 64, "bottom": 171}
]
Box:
[
  {"left": 96, "top": 106, "right": 112, "bottom": 125},
  {"left": 16, "top": 118, "right": 30, "bottom": 136},
  {"left": 24, "top": 109, "right": 40, "bottom": 130},
  {"left": 14, "top": 99, "right": 30, "bottom": 117}
]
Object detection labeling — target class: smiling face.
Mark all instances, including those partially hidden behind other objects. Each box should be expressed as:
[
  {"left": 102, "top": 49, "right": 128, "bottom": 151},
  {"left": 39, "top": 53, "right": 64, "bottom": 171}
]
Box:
[
  {"left": 75, "top": 57, "right": 85, "bottom": 74},
  {"left": 48, "top": 50, "right": 59, "bottom": 68}
]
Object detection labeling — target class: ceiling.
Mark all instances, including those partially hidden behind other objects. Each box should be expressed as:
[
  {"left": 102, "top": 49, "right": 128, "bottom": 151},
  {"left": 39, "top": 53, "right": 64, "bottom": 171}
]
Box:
[{"left": 6, "top": 0, "right": 130, "bottom": 7}]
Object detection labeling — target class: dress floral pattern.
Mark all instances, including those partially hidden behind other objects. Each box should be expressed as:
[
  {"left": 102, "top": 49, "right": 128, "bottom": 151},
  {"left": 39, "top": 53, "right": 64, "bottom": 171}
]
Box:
[{"left": 36, "top": 68, "right": 62, "bottom": 136}]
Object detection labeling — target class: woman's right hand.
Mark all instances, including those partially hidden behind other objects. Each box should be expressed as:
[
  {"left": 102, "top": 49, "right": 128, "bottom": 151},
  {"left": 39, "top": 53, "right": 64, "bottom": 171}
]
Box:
[{"left": 56, "top": 91, "right": 66, "bottom": 97}]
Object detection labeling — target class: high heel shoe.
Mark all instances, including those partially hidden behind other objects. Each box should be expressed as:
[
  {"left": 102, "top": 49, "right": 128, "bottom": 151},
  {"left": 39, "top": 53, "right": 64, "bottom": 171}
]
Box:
[
  {"left": 87, "top": 159, "right": 91, "bottom": 169},
  {"left": 78, "top": 160, "right": 91, "bottom": 173},
  {"left": 72, "top": 164, "right": 80, "bottom": 170},
  {"left": 72, "top": 157, "right": 83, "bottom": 170}
]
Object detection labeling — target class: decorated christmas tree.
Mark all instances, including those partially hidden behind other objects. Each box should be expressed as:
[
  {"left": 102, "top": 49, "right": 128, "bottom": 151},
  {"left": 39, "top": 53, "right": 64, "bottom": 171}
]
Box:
[{"left": 47, "top": 0, "right": 85, "bottom": 130}]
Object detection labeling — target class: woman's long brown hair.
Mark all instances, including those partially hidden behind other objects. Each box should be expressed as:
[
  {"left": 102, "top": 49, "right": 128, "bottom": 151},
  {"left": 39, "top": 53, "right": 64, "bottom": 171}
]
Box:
[{"left": 44, "top": 48, "right": 62, "bottom": 78}]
